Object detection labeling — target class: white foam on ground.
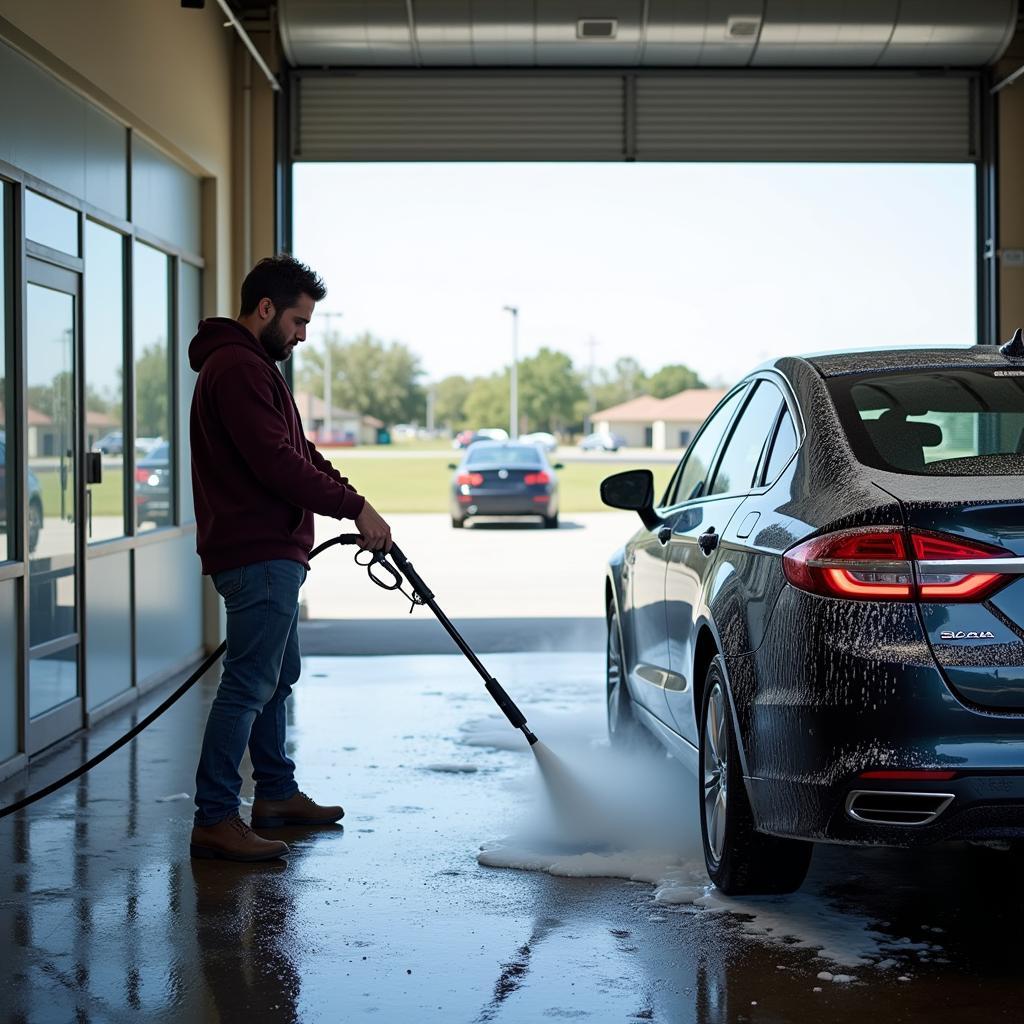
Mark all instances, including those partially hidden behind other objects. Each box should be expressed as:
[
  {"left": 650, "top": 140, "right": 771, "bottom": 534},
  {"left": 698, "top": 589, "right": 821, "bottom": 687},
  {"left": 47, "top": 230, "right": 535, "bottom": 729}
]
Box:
[
  {"left": 422, "top": 763, "right": 479, "bottom": 774},
  {"left": 468, "top": 713, "right": 940, "bottom": 973}
]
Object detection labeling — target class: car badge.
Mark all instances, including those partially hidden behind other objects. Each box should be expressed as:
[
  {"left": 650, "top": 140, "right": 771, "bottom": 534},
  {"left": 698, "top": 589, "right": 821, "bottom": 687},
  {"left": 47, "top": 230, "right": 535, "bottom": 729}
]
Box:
[
  {"left": 940, "top": 630, "right": 995, "bottom": 640},
  {"left": 498, "top": 469, "right": 508, "bottom": 479}
]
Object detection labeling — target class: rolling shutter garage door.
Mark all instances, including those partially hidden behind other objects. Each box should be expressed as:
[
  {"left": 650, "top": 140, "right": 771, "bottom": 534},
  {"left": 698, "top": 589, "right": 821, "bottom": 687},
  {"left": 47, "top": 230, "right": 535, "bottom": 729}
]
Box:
[{"left": 293, "top": 73, "right": 976, "bottom": 163}]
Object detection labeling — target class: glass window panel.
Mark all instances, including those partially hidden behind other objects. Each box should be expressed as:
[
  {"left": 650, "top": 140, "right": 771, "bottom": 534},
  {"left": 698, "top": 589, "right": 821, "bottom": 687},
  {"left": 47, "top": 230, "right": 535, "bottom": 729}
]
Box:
[
  {"left": 764, "top": 409, "right": 798, "bottom": 484},
  {"left": 1, "top": 185, "right": 10, "bottom": 563},
  {"left": 133, "top": 243, "right": 173, "bottom": 531},
  {"left": 85, "top": 221, "right": 126, "bottom": 541},
  {"left": 662, "top": 388, "right": 745, "bottom": 508},
  {"left": 26, "top": 190, "right": 80, "bottom": 256},
  {"left": 178, "top": 263, "right": 200, "bottom": 524},
  {"left": 710, "top": 382, "right": 785, "bottom": 496},
  {"left": 29, "top": 645, "right": 78, "bottom": 719},
  {"left": 26, "top": 284, "right": 77, "bottom": 651}
]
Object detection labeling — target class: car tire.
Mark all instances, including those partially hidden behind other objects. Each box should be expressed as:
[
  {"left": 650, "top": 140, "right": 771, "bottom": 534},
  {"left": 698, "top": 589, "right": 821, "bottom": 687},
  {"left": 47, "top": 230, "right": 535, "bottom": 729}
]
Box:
[
  {"left": 544, "top": 513, "right": 559, "bottom": 529},
  {"left": 451, "top": 515, "right": 465, "bottom": 529},
  {"left": 699, "top": 656, "right": 812, "bottom": 895},
  {"left": 28, "top": 498, "right": 42, "bottom": 553},
  {"left": 607, "top": 604, "right": 657, "bottom": 751}
]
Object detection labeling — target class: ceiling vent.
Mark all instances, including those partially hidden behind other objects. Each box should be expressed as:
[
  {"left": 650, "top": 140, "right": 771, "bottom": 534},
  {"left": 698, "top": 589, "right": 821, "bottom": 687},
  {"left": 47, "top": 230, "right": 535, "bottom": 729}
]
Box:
[
  {"left": 726, "top": 15, "right": 761, "bottom": 40},
  {"left": 577, "top": 18, "right": 618, "bottom": 39}
]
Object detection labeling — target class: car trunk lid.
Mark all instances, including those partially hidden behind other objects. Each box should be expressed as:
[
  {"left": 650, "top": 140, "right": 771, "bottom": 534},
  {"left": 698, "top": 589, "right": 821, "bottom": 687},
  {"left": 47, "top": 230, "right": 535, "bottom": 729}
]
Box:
[{"left": 886, "top": 484, "right": 1024, "bottom": 712}]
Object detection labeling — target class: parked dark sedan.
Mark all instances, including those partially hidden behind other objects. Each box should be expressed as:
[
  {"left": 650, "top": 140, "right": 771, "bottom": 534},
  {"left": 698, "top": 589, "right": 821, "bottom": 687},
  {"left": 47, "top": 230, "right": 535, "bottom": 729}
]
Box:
[
  {"left": 449, "top": 441, "right": 562, "bottom": 528},
  {"left": 135, "top": 440, "right": 172, "bottom": 527},
  {"left": 601, "top": 342, "right": 1024, "bottom": 896}
]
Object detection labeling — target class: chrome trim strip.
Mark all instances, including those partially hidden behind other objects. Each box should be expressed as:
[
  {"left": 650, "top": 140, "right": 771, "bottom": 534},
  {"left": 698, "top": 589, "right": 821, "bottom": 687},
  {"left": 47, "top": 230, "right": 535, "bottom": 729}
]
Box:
[{"left": 917, "top": 557, "right": 1024, "bottom": 574}]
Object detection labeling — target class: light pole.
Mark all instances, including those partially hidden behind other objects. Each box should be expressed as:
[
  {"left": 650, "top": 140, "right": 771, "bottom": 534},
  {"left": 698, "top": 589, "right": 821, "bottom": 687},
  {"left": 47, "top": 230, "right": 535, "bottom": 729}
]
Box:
[
  {"left": 502, "top": 305, "right": 518, "bottom": 439},
  {"left": 319, "top": 311, "right": 343, "bottom": 442}
]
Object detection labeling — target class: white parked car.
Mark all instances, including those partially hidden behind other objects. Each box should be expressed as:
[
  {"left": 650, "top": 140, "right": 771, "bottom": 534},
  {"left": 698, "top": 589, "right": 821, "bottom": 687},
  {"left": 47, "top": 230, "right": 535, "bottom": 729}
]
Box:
[
  {"left": 579, "top": 431, "right": 623, "bottom": 452},
  {"left": 520, "top": 431, "right": 558, "bottom": 452}
]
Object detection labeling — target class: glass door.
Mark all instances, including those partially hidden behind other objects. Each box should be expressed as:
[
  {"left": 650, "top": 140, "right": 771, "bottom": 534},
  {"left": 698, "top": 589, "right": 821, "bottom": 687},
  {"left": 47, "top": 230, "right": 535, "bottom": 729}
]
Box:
[{"left": 25, "top": 259, "right": 82, "bottom": 753}]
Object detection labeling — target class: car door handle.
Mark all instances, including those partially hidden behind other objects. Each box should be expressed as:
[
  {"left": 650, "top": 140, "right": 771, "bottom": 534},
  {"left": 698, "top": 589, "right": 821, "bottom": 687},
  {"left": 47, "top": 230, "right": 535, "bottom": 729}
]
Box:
[
  {"left": 658, "top": 526, "right": 672, "bottom": 546},
  {"left": 698, "top": 527, "right": 719, "bottom": 556}
]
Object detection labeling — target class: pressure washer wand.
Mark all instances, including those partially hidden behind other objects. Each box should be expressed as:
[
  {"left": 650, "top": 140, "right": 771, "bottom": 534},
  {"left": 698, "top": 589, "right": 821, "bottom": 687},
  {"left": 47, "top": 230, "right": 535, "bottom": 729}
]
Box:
[{"left": 383, "top": 540, "right": 537, "bottom": 746}]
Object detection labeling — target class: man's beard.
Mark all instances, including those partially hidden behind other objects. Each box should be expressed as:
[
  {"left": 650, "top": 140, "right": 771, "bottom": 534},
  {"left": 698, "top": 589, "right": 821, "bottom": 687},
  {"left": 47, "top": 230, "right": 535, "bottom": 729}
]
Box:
[{"left": 260, "top": 314, "right": 291, "bottom": 361}]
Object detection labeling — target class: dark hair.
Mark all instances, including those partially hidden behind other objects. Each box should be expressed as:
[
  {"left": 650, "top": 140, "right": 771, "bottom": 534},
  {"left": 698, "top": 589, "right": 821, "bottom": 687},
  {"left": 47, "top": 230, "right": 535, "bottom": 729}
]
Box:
[{"left": 239, "top": 254, "right": 327, "bottom": 316}]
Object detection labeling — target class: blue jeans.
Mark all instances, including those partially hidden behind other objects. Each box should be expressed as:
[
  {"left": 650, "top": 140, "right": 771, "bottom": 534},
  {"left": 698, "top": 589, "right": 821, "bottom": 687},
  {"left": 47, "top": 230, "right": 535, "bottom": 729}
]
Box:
[{"left": 194, "top": 559, "right": 307, "bottom": 826}]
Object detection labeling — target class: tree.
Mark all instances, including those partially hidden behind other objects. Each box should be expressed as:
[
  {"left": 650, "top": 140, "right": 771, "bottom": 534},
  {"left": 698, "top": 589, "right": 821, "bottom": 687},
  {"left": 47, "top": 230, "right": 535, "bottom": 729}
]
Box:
[
  {"left": 647, "top": 364, "right": 705, "bottom": 398},
  {"left": 463, "top": 372, "right": 508, "bottom": 429},
  {"left": 297, "top": 332, "right": 426, "bottom": 426},
  {"left": 135, "top": 343, "right": 169, "bottom": 437},
  {"left": 593, "top": 356, "right": 649, "bottom": 412},
  {"left": 433, "top": 374, "right": 473, "bottom": 431},
  {"left": 517, "top": 347, "right": 586, "bottom": 433}
]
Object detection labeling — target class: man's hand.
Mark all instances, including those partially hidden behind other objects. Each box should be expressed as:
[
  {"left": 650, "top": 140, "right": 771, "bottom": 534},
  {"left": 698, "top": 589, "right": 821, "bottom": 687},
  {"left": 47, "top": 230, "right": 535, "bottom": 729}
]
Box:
[{"left": 354, "top": 500, "right": 392, "bottom": 553}]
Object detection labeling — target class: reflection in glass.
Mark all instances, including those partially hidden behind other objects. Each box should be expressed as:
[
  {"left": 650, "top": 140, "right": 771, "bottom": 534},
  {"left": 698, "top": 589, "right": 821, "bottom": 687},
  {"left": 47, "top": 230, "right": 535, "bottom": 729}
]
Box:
[
  {"left": 133, "top": 244, "right": 173, "bottom": 532},
  {"left": 85, "top": 221, "right": 126, "bottom": 541},
  {"left": 29, "top": 646, "right": 78, "bottom": 719},
  {"left": 26, "top": 191, "right": 80, "bottom": 256},
  {"left": 1, "top": 188, "right": 10, "bottom": 563},
  {"left": 27, "top": 282, "right": 79, "bottom": 716}
]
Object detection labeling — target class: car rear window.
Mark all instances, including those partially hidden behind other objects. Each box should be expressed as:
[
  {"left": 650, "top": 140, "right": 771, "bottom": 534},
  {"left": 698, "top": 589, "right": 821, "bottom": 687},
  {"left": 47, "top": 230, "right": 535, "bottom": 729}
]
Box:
[
  {"left": 828, "top": 369, "right": 1024, "bottom": 476},
  {"left": 466, "top": 445, "right": 542, "bottom": 467}
]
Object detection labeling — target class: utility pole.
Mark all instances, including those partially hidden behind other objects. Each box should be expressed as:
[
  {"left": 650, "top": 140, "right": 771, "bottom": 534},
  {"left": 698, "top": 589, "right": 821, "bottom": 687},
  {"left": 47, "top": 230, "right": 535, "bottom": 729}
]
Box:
[
  {"left": 426, "top": 383, "right": 435, "bottom": 434},
  {"left": 584, "top": 335, "right": 599, "bottom": 435},
  {"left": 319, "top": 311, "right": 343, "bottom": 442},
  {"left": 502, "top": 305, "right": 519, "bottom": 439}
]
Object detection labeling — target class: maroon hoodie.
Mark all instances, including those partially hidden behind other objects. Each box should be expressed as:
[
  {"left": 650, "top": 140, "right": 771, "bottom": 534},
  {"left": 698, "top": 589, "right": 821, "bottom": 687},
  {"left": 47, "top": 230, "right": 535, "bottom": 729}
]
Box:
[{"left": 189, "top": 317, "right": 365, "bottom": 575}]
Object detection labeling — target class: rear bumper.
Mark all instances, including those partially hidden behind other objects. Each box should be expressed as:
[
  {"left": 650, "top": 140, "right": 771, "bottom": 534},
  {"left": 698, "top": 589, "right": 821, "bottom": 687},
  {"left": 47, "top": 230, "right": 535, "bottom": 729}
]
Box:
[
  {"left": 747, "top": 773, "right": 1024, "bottom": 846},
  {"left": 452, "top": 493, "right": 554, "bottom": 517},
  {"left": 727, "top": 585, "right": 1024, "bottom": 845}
]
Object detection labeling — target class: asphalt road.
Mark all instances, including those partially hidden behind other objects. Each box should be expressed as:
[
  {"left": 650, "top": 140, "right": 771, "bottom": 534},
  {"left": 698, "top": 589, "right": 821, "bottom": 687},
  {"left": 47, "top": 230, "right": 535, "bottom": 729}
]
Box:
[{"left": 2, "top": 652, "right": 1021, "bottom": 1023}]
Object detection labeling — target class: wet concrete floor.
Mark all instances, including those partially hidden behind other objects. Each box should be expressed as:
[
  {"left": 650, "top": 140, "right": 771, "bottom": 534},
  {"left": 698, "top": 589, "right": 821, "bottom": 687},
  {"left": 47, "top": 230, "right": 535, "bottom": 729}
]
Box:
[{"left": 1, "top": 651, "right": 1023, "bottom": 1023}]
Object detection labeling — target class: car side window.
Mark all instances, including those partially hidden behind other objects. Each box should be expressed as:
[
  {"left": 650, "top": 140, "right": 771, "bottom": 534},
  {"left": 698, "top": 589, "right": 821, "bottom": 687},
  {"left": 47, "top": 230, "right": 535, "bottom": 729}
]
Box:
[
  {"left": 661, "top": 388, "right": 746, "bottom": 508},
  {"left": 763, "top": 406, "right": 798, "bottom": 484},
  {"left": 709, "top": 381, "right": 785, "bottom": 496}
]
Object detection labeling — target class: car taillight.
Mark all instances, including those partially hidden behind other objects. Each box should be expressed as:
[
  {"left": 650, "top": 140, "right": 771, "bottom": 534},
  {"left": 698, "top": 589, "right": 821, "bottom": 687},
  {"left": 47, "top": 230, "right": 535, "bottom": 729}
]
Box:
[
  {"left": 911, "top": 531, "right": 1007, "bottom": 601},
  {"left": 456, "top": 472, "right": 483, "bottom": 486},
  {"left": 782, "top": 527, "right": 1012, "bottom": 603},
  {"left": 524, "top": 471, "right": 550, "bottom": 486},
  {"left": 135, "top": 468, "right": 150, "bottom": 485}
]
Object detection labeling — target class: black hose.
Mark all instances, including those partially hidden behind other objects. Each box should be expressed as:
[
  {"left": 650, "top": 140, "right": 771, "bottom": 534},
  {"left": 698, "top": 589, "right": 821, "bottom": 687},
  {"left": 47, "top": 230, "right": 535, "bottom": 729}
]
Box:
[
  {"left": 0, "top": 531, "right": 537, "bottom": 818},
  {"left": 0, "top": 533, "right": 361, "bottom": 820}
]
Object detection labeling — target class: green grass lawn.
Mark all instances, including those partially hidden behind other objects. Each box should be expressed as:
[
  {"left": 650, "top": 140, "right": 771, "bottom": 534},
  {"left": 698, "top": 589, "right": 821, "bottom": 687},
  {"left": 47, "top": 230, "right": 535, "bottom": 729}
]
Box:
[
  {"left": 30, "top": 455, "right": 674, "bottom": 519},
  {"left": 35, "top": 467, "right": 125, "bottom": 518},
  {"left": 331, "top": 454, "right": 674, "bottom": 515}
]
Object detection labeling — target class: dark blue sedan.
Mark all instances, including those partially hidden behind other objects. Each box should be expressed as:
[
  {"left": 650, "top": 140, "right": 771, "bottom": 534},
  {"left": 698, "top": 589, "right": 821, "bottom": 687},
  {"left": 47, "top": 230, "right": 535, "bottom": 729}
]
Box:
[
  {"left": 449, "top": 441, "right": 561, "bottom": 529},
  {"left": 601, "top": 342, "right": 1024, "bottom": 895}
]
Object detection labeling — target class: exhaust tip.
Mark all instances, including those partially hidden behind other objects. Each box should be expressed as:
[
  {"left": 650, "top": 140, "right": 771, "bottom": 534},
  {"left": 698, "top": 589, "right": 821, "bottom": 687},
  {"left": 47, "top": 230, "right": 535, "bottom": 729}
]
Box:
[{"left": 846, "top": 790, "right": 954, "bottom": 827}]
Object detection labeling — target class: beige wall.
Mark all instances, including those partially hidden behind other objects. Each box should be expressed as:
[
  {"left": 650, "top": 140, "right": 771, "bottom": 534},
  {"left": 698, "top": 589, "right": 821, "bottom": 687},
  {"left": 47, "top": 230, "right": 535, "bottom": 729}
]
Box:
[
  {"left": 595, "top": 420, "right": 649, "bottom": 447},
  {"left": 0, "top": 0, "right": 235, "bottom": 314},
  {"left": 997, "top": 30, "right": 1024, "bottom": 341}
]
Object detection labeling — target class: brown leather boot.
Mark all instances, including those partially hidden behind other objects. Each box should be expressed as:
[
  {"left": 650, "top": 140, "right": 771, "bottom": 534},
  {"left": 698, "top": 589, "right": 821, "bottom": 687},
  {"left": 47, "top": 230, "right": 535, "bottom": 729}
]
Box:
[
  {"left": 251, "top": 790, "right": 344, "bottom": 828},
  {"left": 190, "top": 814, "right": 290, "bottom": 861}
]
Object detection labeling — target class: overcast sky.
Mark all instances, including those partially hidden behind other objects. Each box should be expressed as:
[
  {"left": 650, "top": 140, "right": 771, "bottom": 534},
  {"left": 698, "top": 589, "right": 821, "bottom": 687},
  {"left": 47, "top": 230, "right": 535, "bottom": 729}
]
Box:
[{"left": 293, "top": 161, "right": 976, "bottom": 388}]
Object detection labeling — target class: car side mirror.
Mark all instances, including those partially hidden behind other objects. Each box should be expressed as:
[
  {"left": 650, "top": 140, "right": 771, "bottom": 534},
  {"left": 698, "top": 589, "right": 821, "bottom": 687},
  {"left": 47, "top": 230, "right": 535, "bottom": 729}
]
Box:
[
  {"left": 553, "top": 463, "right": 564, "bottom": 470},
  {"left": 600, "top": 469, "right": 660, "bottom": 529},
  {"left": 447, "top": 463, "right": 457, "bottom": 470}
]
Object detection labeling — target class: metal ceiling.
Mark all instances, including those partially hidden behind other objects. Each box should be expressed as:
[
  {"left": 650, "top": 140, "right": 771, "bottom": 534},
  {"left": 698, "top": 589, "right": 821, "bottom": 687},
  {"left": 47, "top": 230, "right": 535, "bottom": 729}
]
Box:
[{"left": 278, "top": 0, "right": 1019, "bottom": 69}]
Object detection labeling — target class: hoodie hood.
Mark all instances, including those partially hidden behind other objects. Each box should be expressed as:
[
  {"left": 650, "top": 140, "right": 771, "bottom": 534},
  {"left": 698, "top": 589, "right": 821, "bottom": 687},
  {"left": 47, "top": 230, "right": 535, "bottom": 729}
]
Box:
[{"left": 189, "top": 317, "right": 273, "bottom": 372}]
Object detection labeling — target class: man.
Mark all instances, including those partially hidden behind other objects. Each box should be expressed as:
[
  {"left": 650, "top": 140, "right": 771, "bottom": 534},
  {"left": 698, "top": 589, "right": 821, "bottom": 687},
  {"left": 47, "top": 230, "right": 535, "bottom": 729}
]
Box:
[{"left": 188, "top": 255, "right": 391, "bottom": 862}]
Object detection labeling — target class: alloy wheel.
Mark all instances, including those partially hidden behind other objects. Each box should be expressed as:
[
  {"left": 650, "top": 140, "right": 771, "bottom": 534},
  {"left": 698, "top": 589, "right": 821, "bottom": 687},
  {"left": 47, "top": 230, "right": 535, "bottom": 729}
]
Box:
[
  {"left": 702, "top": 681, "right": 729, "bottom": 865},
  {"left": 606, "top": 614, "right": 624, "bottom": 733}
]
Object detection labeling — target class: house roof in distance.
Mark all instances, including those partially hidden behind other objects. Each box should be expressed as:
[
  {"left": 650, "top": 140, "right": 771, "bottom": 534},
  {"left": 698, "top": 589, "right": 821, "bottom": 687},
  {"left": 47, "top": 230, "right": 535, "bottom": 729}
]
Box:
[{"left": 595, "top": 388, "right": 728, "bottom": 423}]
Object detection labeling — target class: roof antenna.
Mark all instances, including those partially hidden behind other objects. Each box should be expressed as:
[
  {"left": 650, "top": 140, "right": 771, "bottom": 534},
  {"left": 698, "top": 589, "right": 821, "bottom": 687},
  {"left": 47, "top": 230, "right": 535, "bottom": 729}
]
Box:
[{"left": 1000, "top": 328, "right": 1024, "bottom": 359}]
